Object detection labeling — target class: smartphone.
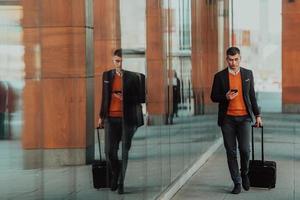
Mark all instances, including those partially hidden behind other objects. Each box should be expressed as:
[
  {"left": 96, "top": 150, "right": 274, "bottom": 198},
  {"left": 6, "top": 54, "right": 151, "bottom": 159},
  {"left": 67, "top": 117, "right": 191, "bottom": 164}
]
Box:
[
  {"left": 231, "top": 89, "right": 238, "bottom": 93},
  {"left": 114, "top": 90, "right": 122, "bottom": 95}
]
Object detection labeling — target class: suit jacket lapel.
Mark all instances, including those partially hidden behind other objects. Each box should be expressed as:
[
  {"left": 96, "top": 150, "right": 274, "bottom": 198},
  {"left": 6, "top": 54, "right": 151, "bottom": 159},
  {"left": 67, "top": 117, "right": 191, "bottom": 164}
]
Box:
[
  {"left": 122, "top": 70, "right": 127, "bottom": 90},
  {"left": 110, "top": 69, "right": 115, "bottom": 80},
  {"left": 108, "top": 69, "right": 115, "bottom": 93},
  {"left": 224, "top": 68, "right": 230, "bottom": 92},
  {"left": 240, "top": 67, "right": 246, "bottom": 96}
]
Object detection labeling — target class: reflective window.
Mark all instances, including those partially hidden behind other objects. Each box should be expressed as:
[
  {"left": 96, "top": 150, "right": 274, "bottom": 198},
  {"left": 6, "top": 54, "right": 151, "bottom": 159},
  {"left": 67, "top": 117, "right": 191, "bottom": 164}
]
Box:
[{"left": 0, "top": 0, "right": 231, "bottom": 199}]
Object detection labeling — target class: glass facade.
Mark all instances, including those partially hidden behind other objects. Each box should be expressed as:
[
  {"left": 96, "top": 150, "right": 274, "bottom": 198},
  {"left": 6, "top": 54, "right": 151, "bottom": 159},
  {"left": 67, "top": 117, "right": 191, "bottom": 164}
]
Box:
[
  {"left": 0, "top": 3, "right": 24, "bottom": 141},
  {"left": 179, "top": 0, "right": 191, "bottom": 50},
  {"left": 109, "top": 0, "right": 226, "bottom": 199},
  {"left": 0, "top": 0, "right": 229, "bottom": 199},
  {"left": 232, "top": 0, "right": 282, "bottom": 112}
]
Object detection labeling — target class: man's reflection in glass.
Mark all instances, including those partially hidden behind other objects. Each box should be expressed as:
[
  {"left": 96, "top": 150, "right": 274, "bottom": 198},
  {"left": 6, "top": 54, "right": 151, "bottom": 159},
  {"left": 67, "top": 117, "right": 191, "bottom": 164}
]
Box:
[{"left": 97, "top": 49, "right": 145, "bottom": 194}]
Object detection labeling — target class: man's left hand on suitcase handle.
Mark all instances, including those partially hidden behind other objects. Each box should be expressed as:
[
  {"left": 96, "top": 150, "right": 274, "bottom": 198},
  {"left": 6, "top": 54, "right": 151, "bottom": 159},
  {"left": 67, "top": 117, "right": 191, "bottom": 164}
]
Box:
[{"left": 255, "top": 116, "right": 263, "bottom": 127}]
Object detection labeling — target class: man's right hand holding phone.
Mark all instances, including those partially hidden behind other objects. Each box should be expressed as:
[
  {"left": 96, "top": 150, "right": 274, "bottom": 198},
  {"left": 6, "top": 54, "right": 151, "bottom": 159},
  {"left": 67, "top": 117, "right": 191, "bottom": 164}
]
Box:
[{"left": 226, "top": 89, "right": 238, "bottom": 100}]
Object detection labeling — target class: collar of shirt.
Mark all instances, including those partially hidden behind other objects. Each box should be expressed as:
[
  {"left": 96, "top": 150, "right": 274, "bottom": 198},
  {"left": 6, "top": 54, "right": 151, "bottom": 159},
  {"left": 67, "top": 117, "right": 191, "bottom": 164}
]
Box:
[
  {"left": 228, "top": 67, "right": 240, "bottom": 76},
  {"left": 114, "top": 69, "right": 123, "bottom": 77}
]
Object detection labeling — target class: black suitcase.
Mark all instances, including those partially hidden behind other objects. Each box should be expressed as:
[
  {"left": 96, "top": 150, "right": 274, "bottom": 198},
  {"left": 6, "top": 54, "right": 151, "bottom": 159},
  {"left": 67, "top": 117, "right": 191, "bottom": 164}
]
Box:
[
  {"left": 248, "top": 125, "right": 276, "bottom": 189},
  {"left": 92, "top": 127, "right": 112, "bottom": 189}
]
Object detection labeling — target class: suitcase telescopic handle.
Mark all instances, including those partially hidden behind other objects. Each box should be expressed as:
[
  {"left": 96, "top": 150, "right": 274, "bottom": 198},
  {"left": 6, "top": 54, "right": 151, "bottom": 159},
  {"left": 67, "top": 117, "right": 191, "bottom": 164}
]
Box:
[
  {"left": 251, "top": 125, "right": 264, "bottom": 163},
  {"left": 96, "top": 127, "right": 103, "bottom": 161}
]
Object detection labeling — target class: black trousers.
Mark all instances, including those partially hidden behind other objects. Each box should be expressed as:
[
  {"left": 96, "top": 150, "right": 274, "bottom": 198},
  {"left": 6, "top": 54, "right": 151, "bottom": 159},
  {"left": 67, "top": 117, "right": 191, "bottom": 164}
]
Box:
[
  {"left": 104, "top": 117, "right": 135, "bottom": 185},
  {"left": 221, "top": 115, "right": 251, "bottom": 184}
]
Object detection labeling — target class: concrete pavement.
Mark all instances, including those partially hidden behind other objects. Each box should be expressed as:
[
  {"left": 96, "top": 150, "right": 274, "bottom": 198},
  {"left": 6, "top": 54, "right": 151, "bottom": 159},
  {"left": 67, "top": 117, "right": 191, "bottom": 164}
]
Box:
[{"left": 172, "top": 113, "right": 300, "bottom": 200}]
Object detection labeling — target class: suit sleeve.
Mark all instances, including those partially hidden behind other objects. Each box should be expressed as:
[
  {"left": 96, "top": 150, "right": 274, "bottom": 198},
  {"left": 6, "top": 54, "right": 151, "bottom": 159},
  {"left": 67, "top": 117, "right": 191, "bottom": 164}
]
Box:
[
  {"left": 210, "top": 73, "right": 227, "bottom": 103},
  {"left": 249, "top": 71, "right": 260, "bottom": 116},
  {"left": 124, "top": 72, "right": 141, "bottom": 105},
  {"left": 138, "top": 73, "right": 146, "bottom": 103}
]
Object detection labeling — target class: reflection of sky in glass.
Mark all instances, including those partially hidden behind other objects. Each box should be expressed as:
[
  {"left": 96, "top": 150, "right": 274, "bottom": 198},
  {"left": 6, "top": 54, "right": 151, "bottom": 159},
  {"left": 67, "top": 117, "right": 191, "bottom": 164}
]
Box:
[
  {"left": 0, "top": 6, "right": 24, "bottom": 83},
  {"left": 233, "top": 0, "right": 260, "bottom": 30},
  {"left": 233, "top": 0, "right": 282, "bottom": 112},
  {"left": 233, "top": 0, "right": 282, "bottom": 93},
  {"left": 233, "top": 0, "right": 281, "bottom": 33},
  {"left": 0, "top": 5, "right": 22, "bottom": 25}
]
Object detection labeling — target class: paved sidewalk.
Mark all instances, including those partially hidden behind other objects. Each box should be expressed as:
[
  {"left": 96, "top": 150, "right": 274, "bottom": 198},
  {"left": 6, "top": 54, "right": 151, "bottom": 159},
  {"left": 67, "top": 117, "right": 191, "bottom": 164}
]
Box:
[
  {"left": 0, "top": 114, "right": 221, "bottom": 200},
  {"left": 172, "top": 114, "right": 300, "bottom": 200},
  {"left": 0, "top": 113, "right": 298, "bottom": 200}
]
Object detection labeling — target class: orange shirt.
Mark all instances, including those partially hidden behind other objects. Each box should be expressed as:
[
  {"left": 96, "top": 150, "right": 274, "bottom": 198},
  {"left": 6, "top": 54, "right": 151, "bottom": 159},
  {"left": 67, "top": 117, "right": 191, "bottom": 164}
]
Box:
[
  {"left": 109, "top": 74, "right": 123, "bottom": 117},
  {"left": 227, "top": 72, "right": 248, "bottom": 116}
]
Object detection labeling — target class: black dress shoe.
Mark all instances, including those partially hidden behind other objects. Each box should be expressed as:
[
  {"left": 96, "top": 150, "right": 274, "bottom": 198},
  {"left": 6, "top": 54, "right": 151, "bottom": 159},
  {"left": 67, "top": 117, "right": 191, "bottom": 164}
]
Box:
[
  {"left": 118, "top": 184, "right": 124, "bottom": 194},
  {"left": 231, "top": 183, "right": 241, "bottom": 194},
  {"left": 242, "top": 175, "right": 250, "bottom": 191}
]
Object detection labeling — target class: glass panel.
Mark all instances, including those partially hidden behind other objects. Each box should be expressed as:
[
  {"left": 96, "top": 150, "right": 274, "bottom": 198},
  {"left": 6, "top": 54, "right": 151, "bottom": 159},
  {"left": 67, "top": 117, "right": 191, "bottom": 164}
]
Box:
[
  {"left": 163, "top": 0, "right": 190, "bottom": 182},
  {"left": 232, "top": 0, "right": 282, "bottom": 112},
  {"left": 0, "top": 0, "right": 233, "bottom": 199},
  {"left": 0, "top": 1, "right": 44, "bottom": 199},
  {"left": 119, "top": 0, "right": 148, "bottom": 199},
  {"left": 179, "top": 0, "right": 191, "bottom": 50}
]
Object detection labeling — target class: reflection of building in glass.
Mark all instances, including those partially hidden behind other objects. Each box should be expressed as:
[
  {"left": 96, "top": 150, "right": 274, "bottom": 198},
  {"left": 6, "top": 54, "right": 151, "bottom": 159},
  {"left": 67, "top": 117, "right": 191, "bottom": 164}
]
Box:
[
  {"left": 2, "top": 0, "right": 299, "bottom": 199},
  {"left": 235, "top": 28, "right": 282, "bottom": 92},
  {"left": 0, "top": 5, "right": 24, "bottom": 139},
  {"left": 232, "top": 0, "right": 282, "bottom": 112},
  {"left": 179, "top": 0, "right": 191, "bottom": 50}
]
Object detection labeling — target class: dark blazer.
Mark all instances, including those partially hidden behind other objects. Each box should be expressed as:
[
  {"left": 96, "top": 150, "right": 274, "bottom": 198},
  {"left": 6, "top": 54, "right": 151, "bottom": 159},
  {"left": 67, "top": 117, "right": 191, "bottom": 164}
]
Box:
[
  {"left": 100, "top": 69, "right": 146, "bottom": 127},
  {"left": 210, "top": 67, "right": 260, "bottom": 126}
]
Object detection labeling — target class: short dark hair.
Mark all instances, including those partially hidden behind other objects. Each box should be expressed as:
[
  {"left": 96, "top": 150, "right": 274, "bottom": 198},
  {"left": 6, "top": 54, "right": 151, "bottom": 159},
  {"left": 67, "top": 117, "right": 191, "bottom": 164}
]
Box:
[
  {"left": 113, "top": 48, "right": 122, "bottom": 57},
  {"left": 226, "top": 47, "right": 240, "bottom": 56}
]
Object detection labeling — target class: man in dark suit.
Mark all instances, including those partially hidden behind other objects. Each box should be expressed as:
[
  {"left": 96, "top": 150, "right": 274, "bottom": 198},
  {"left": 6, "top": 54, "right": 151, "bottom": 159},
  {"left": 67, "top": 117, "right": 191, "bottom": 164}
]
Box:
[
  {"left": 211, "top": 47, "right": 263, "bottom": 194},
  {"left": 98, "top": 49, "right": 145, "bottom": 194},
  {"left": 172, "top": 71, "right": 181, "bottom": 117}
]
